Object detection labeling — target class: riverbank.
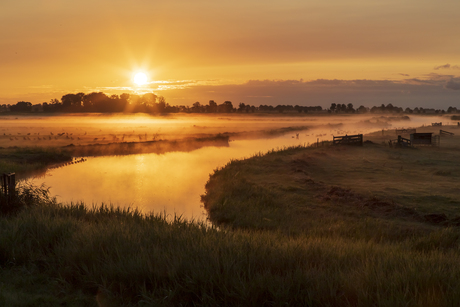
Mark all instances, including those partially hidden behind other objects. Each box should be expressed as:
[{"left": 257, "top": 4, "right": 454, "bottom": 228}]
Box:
[
  {"left": 203, "top": 126, "right": 460, "bottom": 234},
  {"left": 200, "top": 126, "right": 460, "bottom": 305},
  {"left": 0, "top": 147, "right": 72, "bottom": 176}
]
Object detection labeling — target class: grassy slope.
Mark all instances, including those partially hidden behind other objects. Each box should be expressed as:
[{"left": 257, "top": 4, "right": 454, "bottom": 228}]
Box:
[
  {"left": 201, "top": 132, "right": 460, "bottom": 305},
  {"left": 203, "top": 130, "right": 460, "bottom": 235}
]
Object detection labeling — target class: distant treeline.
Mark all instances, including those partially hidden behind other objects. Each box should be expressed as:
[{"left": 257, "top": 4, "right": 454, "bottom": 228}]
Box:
[{"left": 2, "top": 91, "right": 459, "bottom": 115}]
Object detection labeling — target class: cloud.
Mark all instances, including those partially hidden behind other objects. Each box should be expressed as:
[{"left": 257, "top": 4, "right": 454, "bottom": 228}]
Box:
[
  {"left": 5, "top": 75, "right": 460, "bottom": 110},
  {"left": 433, "top": 64, "right": 460, "bottom": 71},
  {"left": 157, "top": 76, "right": 460, "bottom": 109},
  {"left": 399, "top": 73, "right": 410, "bottom": 77},
  {"left": 445, "top": 79, "right": 460, "bottom": 90},
  {"left": 434, "top": 64, "right": 451, "bottom": 70}
]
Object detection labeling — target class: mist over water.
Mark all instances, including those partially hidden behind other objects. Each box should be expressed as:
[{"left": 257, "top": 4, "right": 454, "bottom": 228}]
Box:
[{"left": 25, "top": 114, "right": 448, "bottom": 221}]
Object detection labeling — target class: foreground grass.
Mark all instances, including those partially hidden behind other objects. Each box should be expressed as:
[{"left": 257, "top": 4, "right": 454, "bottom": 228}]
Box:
[{"left": 3, "top": 198, "right": 460, "bottom": 306}]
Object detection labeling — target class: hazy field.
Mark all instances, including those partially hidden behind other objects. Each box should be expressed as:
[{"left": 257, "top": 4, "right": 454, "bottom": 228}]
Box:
[
  {"left": 8, "top": 112, "right": 448, "bottom": 220},
  {"left": 0, "top": 113, "right": 447, "bottom": 149}
]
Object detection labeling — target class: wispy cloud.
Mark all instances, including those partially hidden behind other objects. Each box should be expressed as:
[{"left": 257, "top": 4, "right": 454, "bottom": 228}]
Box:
[
  {"left": 399, "top": 73, "right": 410, "bottom": 77},
  {"left": 433, "top": 63, "right": 460, "bottom": 71},
  {"left": 434, "top": 63, "right": 451, "bottom": 70}
]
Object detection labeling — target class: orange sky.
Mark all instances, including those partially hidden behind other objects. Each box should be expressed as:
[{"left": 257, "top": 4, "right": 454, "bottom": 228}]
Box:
[{"left": 1, "top": 0, "right": 460, "bottom": 108}]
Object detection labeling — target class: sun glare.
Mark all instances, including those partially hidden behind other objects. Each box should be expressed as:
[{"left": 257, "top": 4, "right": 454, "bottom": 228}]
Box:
[{"left": 133, "top": 72, "right": 148, "bottom": 86}]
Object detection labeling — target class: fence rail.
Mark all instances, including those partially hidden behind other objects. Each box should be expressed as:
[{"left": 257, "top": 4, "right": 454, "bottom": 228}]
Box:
[
  {"left": 440, "top": 130, "right": 454, "bottom": 136},
  {"left": 333, "top": 134, "right": 363, "bottom": 146}
]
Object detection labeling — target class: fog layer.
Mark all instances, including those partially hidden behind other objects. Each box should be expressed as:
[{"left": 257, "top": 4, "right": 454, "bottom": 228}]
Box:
[{"left": 23, "top": 113, "right": 449, "bottom": 220}]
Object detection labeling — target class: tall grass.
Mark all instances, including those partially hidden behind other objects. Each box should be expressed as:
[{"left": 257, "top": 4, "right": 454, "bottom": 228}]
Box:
[{"left": 1, "top": 183, "right": 460, "bottom": 305}]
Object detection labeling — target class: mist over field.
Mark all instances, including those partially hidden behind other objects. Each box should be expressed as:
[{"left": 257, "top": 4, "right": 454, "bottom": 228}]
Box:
[
  {"left": 12, "top": 113, "right": 448, "bottom": 220},
  {"left": 0, "top": 113, "right": 442, "bottom": 148}
]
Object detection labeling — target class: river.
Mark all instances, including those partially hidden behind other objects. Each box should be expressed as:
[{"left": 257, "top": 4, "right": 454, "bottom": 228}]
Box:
[{"left": 22, "top": 113, "right": 446, "bottom": 221}]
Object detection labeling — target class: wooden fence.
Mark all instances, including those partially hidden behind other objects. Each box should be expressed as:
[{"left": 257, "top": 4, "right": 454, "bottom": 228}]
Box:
[
  {"left": 440, "top": 130, "right": 454, "bottom": 136},
  {"left": 333, "top": 134, "right": 363, "bottom": 146},
  {"left": 410, "top": 133, "right": 433, "bottom": 146},
  {"left": 389, "top": 136, "right": 411, "bottom": 147},
  {"left": 1, "top": 173, "right": 16, "bottom": 207}
]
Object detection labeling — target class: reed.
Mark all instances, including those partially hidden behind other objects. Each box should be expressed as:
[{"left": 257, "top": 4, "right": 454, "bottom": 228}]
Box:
[{"left": 0, "top": 181, "right": 460, "bottom": 305}]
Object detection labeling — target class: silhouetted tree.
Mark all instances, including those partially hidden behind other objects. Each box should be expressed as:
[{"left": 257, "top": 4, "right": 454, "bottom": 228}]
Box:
[
  {"left": 330, "top": 103, "right": 337, "bottom": 113},
  {"left": 207, "top": 100, "right": 217, "bottom": 113},
  {"left": 357, "top": 105, "right": 368, "bottom": 113},
  {"left": 158, "top": 96, "right": 166, "bottom": 113},
  {"left": 219, "top": 101, "right": 234, "bottom": 113},
  {"left": 61, "top": 92, "right": 84, "bottom": 111},
  {"left": 346, "top": 103, "right": 355, "bottom": 113},
  {"left": 192, "top": 101, "right": 202, "bottom": 113},
  {"left": 447, "top": 106, "right": 458, "bottom": 113},
  {"left": 83, "top": 92, "right": 109, "bottom": 112},
  {"left": 10, "top": 101, "right": 32, "bottom": 112}
]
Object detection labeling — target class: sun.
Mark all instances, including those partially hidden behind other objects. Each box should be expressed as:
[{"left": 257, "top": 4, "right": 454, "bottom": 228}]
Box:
[{"left": 133, "top": 72, "right": 148, "bottom": 86}]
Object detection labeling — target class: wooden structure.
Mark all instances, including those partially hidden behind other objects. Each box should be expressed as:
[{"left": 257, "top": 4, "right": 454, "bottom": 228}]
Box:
[
  {"left": 333, "top": 134, "right": 363, "bottom": 146},
  {"left": 397, "top": 135, "right": 411, "bottom": 147},
  {"left": 1, "top": 173, "right": 15, "bottom": 207},
  {"left": 440, "top": 130, "right": 454, "bottom": 136},
  {"left": 410, "top": 133, "right": 433, "bottom": 146},
  {"left": 389, "top": 136, "right": 411, "bottom": 147}
]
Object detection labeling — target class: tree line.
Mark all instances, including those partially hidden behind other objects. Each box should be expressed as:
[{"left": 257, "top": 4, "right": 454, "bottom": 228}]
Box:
[
  {"left": 2, "top": 92, "right": 323, "bottom": 114},
  {"left": 2, "top": 91, "right": 459, "bottom": 114},
  {"left": 329, "top": 103, "right": 457, "bottom": 114}
]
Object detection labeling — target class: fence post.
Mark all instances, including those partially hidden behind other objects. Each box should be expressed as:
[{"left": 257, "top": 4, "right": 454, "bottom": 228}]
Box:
[
  {"left": 8, "top": 173, "right": 15, "bottom": 204},
  {"left": 2, "top": 174, "right": 6, "bottom": 197},
  {"left": 1, "top": 173, "right": 16, "bottom": 208}
]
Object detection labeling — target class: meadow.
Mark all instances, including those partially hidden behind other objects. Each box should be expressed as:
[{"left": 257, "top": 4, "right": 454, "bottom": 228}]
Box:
[{"left": 1, "top": 113, "right": 460, "bottom": 306}]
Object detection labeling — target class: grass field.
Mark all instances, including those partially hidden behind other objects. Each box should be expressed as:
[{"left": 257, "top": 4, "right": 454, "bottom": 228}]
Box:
[
  {"left": 0, "top": 146, "right": 72, "bottom": 177},
  {"left": 2, "top": 122, "right": 460, "bottom": 305}
]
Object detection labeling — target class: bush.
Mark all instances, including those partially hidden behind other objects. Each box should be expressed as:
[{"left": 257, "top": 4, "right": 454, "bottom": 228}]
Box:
[{"left": 0, "top": 182, "right": 55, "bottom": 215}]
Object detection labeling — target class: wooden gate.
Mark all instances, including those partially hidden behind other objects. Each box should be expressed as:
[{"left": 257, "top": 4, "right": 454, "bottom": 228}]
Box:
[{"left": 333, "top": 134, "right": 363, "bottom": 146}]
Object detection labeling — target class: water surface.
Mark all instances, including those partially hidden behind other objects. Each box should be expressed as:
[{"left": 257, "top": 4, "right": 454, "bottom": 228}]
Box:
[{"left": 27, "top": 114, "right": 446, "bottom": 221}]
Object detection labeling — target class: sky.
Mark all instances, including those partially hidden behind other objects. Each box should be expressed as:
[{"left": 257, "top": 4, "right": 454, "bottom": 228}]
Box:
[{"left": 1, "top": 0, "right": 460, "bottom": 109}]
